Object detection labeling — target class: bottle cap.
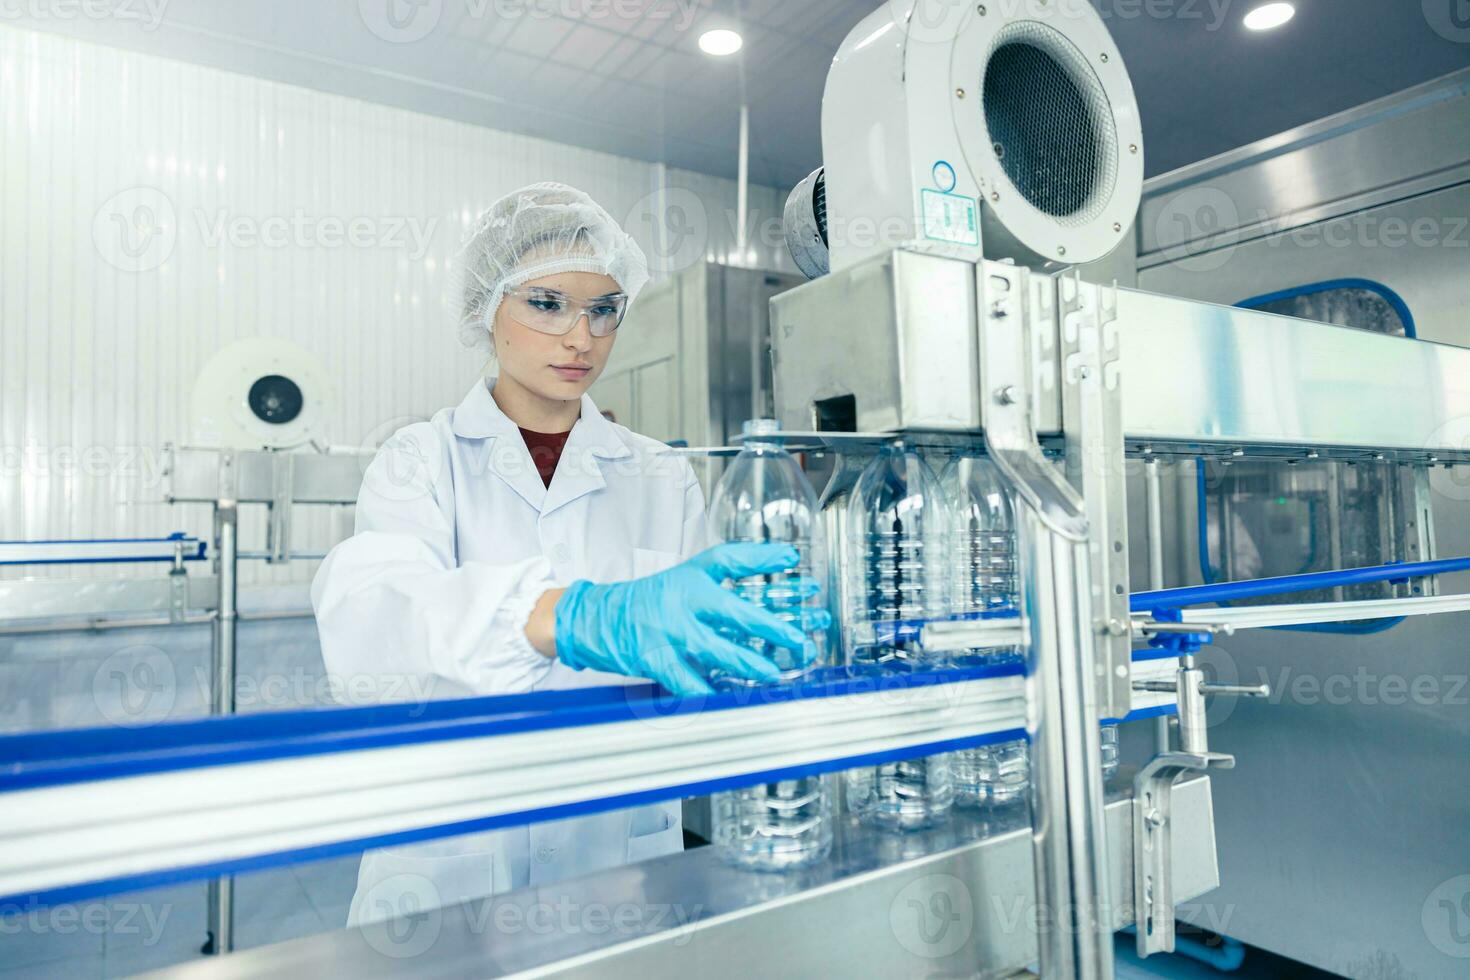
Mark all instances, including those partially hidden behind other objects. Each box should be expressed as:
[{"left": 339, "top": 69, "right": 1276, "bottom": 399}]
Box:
[{"left": 741, "top": 418, "right": 782, "bottom": 438}]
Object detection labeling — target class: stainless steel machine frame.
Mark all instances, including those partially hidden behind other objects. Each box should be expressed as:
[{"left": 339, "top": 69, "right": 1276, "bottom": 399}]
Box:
[
  {"left": 1126, "top": 66, "right": 1470, "bottom": 977},
  {"left": 162, "top": 446, "right": 367, "bottom": 956},
  {"left": 768, "top": 243, "right": 1470, "bottom": 975},
  {"left": 130, "top": 774, "right": 1220, "bottom": 980}
]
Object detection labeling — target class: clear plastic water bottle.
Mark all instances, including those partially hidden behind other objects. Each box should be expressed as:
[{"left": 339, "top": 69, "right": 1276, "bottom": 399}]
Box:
[
  {"left": 816, "top": 452, "right": 869, "bottom": 665},
  {"left": 707, "top": 419, "right": 832, "bottom": 870},
  {"left": 843, "top": 444, "right": 954, "bottom": 831},
  {"left": 941, "top": 455, "right": 1030, "bottom": 809},
  {"left": 844, "top": 444, "right": 950, "bottom": 663}
]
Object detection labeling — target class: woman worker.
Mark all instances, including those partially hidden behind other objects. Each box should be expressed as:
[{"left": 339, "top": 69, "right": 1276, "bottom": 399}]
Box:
[{"left": 312, "top": 183, "right": 809, "bottom": 925}]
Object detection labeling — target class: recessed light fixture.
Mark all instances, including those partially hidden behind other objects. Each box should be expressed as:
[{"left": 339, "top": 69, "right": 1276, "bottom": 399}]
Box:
[
  {"left": 699, "top": 28, "right": 743, "bottom": 56},
  {"left": 1244, "top": 2, "right": 1295, "bottom": 31}
]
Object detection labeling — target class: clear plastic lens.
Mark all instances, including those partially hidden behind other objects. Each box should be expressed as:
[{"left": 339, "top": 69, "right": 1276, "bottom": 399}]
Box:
[
  {"left": 502, "top": 285, "right": 627, "bottom": 337},
  {"left": 708, "top": 423, "right": 833, "bottom": 870}
]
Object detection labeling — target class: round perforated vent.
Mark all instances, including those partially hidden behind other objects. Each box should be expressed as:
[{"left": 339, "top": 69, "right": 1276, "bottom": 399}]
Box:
[{"left": 980, "top": 22, "right": 1119, "bottom": 229}]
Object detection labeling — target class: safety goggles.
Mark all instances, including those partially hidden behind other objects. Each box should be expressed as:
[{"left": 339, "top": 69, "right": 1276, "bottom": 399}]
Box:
[{"left": 501, "top": 284, "right": 629, "bottom": 338}]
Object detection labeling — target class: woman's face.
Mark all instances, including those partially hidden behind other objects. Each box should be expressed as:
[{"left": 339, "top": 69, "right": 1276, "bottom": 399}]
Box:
[{"left": 492, "top": 270, "right": 621, "bottom": 404}]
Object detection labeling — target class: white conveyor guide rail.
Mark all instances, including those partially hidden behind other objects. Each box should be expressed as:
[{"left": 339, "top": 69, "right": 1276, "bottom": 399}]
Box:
[
  {"left": 0, "top": 655, "right": 1179, "bottom": 909},
  {"left": 1130, "top": 555, "right": 1470, "bottom": 632},
  {"left": 0, "top": 666, "right": 1011, "bottom": 905},
  {"left": 1173, "top": 592, "right": 1470, "bottom": 630}
]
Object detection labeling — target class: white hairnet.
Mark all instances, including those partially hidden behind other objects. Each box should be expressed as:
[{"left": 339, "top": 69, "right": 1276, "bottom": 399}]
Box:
[{"left": 456, "top": 182, "right": 649, "bottom": 352}]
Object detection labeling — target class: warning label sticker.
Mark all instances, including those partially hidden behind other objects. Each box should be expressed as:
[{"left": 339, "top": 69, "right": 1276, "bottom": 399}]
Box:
[{"left": 921, "top": 189, "right": 979, "bottom": 246}]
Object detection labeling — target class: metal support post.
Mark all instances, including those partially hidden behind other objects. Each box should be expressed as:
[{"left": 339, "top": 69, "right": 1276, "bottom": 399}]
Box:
[
  {"left": 1059, "top": 271, "right": 1132, "bottom": 721},
  {"left": 1144, "top": 456, "right": 1171, "bottom": 753},
  {"left": 977, "top": 261, "right": 1113, "bottom": 979},
  {"left": 205, "top": 462, "right": 238, "bottom": 956}
]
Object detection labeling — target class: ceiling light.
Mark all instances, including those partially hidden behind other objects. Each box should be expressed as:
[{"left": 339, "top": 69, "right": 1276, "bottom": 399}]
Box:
[
  {"left": 1244, "top": 3, "right": 1295, "bottom": 31},
  {"left": 699, "top": 29, "right": 743, "bottom": 56}
]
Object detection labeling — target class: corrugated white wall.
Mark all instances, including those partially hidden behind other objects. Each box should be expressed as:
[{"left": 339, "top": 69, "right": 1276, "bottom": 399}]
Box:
[{"left": 0, "top": 24, "right": 793, "bottom": 584}]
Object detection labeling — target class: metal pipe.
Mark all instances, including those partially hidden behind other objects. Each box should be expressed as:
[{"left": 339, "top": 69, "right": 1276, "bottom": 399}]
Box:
[
  {"left": 1144, "top": 458, "right": 1170, "bottom": 753},
  {"left": 1130, "top": 553, "right": 1470, "bottom": 611},
  {"left": 0, "top": 614, "right": 215, "bottom": 636},
  {"left": 0, "top": 608, "right": 312, "bottom": 637},
  {"left": 207, "top": 502, "right": 238, "bottom": 956},
  {"left": 1023, "top": 510, "right": 1114, "bottom": 980},
  {"left": 1145, "top": 459, "right": 1165, "bottom": 592},
  {"left": 212, "top": 505, "right": 239, "bottom": 718},
  {"left": 736, "top": 102, "right": 749, "bottom": 258}
]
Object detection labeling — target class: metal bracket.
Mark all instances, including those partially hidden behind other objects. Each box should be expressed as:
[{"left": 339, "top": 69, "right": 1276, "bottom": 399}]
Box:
[
  {"left": 167, "top": 540, "right": 189, "bottom": 625},
  {"left": 266, "top": 453, "right": 294, "bottom": 564},
  {"left": 1131, "top": 650, "right": 1269, "bottom": 956},
  {"left": 1059, "top": 271, "right": 1132, "bottom": 721},
  {"left": 1132, "top": 749, "right": 1230, "bottom": 958},
  {"left": 1398, "top": 464, "right": 1438, "bottom": 596},
  {"left": 978, "top": 261, "right": 1113, "bottom": 979},
  {"left": 977, "top": 264, "right": 1087, "bottom": 540}
]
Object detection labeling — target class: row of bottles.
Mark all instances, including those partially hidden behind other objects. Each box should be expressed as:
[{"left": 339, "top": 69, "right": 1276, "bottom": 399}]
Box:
[{"left": 707, "top": 424, "right": 1120, "bottom": 871}]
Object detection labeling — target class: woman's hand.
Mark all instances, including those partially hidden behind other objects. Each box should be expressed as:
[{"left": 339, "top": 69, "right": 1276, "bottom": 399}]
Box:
[{"left": 545, "top": 543, "right": 816, "bottom": 695}]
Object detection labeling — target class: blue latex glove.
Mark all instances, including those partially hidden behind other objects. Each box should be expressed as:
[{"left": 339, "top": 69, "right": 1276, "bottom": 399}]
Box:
[{"left": 555, "top": 543, "right": 814, "bottom": 696}]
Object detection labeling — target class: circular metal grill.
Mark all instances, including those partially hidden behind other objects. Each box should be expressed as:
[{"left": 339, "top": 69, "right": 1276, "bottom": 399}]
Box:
[
  {"left": 248, "top": 374, "right": 304, "bottom": 425},
  {"left": 980, "top": 22, "right": 1118, "bottom": 228}
]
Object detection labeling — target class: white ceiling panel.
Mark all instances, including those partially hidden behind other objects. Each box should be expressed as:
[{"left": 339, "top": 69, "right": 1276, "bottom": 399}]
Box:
[{"left": 3, "top": 0, "right": 1467, "bottom": 191}]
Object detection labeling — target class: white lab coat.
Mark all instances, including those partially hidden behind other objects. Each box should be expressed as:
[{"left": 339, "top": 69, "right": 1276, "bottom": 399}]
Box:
[{"left": 312, "top": 377, "right": 705, "bottom": 926}]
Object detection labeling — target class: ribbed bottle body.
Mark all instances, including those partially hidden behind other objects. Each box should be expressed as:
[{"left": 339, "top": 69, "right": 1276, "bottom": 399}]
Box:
[
  {"left": 708, "top": 421, "right": 832, "bottom": 869},
  {"left": 843, "top": 445, "right": 953, "bottom": 830},
  {"left": 941, "top": 456, "right": 1029, "bottom": 809}
]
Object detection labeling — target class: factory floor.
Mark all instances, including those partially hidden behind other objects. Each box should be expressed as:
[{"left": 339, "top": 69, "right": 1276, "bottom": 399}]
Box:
[{"left": 0, "top": 857, "right": 359, "bottom": 979}]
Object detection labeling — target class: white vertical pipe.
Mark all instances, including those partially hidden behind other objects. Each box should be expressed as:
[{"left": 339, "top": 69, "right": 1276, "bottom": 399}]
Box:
[{"left": 737, "top": 103, "right": 749, "bottom": 260}]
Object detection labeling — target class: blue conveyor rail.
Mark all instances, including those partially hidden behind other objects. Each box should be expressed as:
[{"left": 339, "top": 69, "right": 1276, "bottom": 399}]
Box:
[
  {"left": 0, "top": 533, "right": 206, "bottom": 566},
  {"left": 1130, "top": 555, "right": 1470, "bottom": 614}
]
